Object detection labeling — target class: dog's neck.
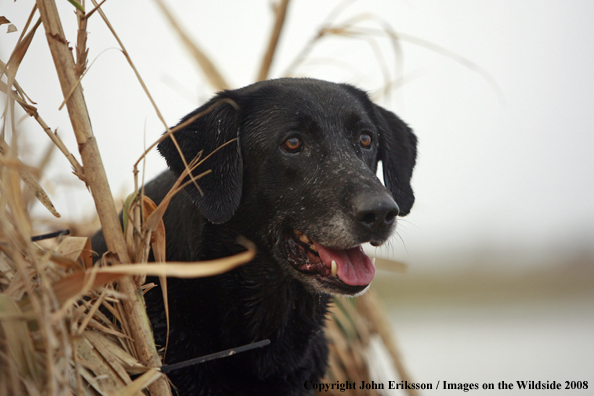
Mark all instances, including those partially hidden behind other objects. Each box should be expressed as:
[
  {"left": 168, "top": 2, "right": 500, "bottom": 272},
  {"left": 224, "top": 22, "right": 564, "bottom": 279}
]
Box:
[
  {"left": 157, "top": 223, "right": 332, "bottom": 383},
  {"left": 216, "top": 253, "right": 332, "bottom": 380},
  {"left": 239, "top": 259, "right": 330, "bottom": 337},
  {"left": 202, "top": 221, "right": 331, "bottom": 341}
]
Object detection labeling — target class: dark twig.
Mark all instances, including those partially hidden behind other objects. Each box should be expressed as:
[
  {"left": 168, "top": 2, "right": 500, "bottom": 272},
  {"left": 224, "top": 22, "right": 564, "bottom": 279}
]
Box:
[
  {"left": 31, "top": 229, "right": 70, "bottom": 242},
  {"left": 160, "top": 339, "right": 271, "bottom": 374}
]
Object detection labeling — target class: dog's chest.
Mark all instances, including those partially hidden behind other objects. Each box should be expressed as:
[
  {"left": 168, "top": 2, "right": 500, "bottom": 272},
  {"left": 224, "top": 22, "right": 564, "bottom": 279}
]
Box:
[{"left": 147, "top": 259, "right": 330, "bottom": 395}]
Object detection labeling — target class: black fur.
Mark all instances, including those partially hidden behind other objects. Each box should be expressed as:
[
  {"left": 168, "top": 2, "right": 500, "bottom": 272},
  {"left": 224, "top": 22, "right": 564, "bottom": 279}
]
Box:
[{"left": 92, "top": 78, "right": 417, "bottom": 395}]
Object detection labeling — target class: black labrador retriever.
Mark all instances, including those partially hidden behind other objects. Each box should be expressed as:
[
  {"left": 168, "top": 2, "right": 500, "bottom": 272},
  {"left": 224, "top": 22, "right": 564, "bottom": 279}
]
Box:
[{"left": 92, "top": 78, "right": 417, "bottom": 395}]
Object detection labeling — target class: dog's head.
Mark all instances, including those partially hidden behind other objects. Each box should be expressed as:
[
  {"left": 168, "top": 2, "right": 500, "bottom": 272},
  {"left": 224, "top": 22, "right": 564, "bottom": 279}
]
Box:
[{"left": 158, "top": 78, "right": 417, "bottom": 295}]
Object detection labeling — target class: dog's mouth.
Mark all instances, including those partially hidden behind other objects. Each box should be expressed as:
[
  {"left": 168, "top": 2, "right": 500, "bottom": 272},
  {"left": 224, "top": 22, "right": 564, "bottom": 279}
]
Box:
[{"left": 285, "top": 230, "right": 375, "bottom": 294}]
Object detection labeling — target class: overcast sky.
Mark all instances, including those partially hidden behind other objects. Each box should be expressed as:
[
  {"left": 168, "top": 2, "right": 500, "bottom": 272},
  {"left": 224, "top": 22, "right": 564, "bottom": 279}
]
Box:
[{"left": 2, "top": 0, "right": 593, "bottom": 272}]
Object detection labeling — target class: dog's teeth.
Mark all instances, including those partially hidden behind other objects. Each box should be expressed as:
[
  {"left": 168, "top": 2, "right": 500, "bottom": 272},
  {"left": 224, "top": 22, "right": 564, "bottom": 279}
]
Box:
[
  {"left": 299, "top": 234, "right": 310, "bottom": 243},
  {"left": 331, "top": 260, "right": 338, "bottom": 276},
  {"left": 294, "top": 230, "right": 303, "bottom": 236},
  {"left": 310, "top": 244, "right": 317, "bottom": 252}
]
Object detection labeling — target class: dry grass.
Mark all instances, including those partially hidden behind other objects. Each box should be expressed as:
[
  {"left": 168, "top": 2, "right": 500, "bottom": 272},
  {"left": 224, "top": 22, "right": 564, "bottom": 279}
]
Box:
[{"left": 1, "top": 1, "right": 418, "bottom": 395}]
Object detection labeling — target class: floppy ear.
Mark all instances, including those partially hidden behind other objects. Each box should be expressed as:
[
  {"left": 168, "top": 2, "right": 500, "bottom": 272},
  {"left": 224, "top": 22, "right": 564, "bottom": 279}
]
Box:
[
  {"left": 374, "top": 105, "right": 417, "bottom": 216},
  {"left": 157, "top": 96, "right": 242, "bottom": 224}
]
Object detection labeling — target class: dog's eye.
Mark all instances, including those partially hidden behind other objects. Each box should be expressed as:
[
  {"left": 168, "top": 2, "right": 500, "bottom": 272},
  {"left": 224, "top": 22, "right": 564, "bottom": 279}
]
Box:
[
  {"left": 282, "top": 136, "right": 303, "bottom": 153},
  {"left": 359, "top": 133, "right": 372, "bottom": 148}
]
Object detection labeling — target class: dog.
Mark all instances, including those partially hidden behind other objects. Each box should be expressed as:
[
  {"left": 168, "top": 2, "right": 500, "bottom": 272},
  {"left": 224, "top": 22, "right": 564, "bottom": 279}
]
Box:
[{"left": 92, "top": 78, "right": 417, "bottom": 395}]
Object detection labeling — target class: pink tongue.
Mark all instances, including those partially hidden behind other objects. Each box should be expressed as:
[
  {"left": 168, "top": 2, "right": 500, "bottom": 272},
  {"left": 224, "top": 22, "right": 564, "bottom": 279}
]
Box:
[{"left": 312, "top": 241, "right": 376, "bottom": 286}]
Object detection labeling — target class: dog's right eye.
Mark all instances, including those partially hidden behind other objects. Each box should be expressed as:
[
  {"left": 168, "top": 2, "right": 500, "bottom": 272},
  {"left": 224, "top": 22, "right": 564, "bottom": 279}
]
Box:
[{"left": 281, "top": 136, "right": 303, "bottom": 153}]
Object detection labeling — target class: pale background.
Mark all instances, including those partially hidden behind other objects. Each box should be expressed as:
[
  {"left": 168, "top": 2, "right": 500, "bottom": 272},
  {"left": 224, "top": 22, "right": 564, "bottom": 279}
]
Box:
[{"left": 1, "top": 1, "right": 593, "bottom": 394}]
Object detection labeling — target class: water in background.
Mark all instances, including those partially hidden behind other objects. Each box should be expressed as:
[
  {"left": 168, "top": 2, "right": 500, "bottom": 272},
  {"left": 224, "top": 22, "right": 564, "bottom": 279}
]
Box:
[{"left": 371, "top": 251, "right": 594, "bottom": 395}]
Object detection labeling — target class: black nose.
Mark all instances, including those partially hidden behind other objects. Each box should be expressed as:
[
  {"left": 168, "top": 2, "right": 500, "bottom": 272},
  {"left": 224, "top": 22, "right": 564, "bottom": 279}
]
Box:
[{"left": 353, "top": 193, "right": 399, "bottom": 233}]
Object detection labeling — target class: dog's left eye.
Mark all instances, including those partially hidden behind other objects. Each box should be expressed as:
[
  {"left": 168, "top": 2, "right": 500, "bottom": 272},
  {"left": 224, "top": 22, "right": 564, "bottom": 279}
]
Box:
[
  {"left": 359, "top": 133, "right": 372, "bottom": 148},
  {"left": 281, "top": 136, "right": 303, "bottom": 153}
]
